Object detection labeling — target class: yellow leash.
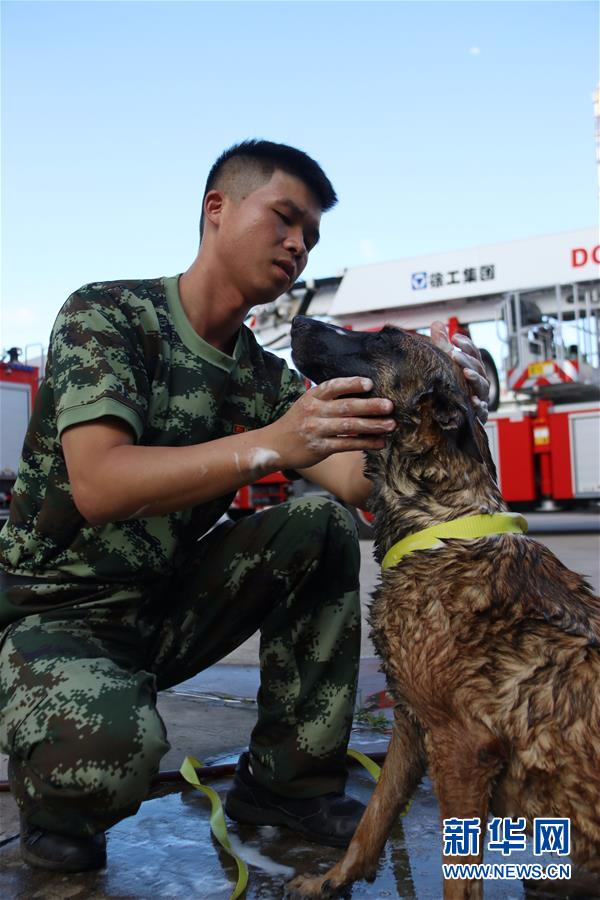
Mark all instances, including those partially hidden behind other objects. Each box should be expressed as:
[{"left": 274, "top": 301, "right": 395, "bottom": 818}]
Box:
[
  {"left": 381, "top": 511, "right": 528, "bottom": 571},
  {"left": 180, "top": 747, "right": 399, "bottom": 899},
  {"left": 180, "top": 755, "right": 249, "bottom": 899},
  {"left": 346, "top": 746, "right": 381, "bottom": 782},
  {"left": 347, "top": 747, "right": 413, "bottom": 818}
]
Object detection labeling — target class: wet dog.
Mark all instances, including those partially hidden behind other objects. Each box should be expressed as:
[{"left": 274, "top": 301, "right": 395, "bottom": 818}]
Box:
[{"left": 287, "top": 317, "right": 600, "bottom": 899}]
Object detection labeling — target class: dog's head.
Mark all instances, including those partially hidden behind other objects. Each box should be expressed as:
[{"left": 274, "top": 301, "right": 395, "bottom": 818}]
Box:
[{"left": 290, "top": 315, "right": 488, "bottom": 468}]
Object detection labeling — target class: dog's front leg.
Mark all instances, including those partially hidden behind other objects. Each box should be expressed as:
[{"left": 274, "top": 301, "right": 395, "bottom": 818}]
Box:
[
  {"left": 286, "top": 710, "right": 425, "bottom": 898},
  {"left": 428, "top": 726, "right": 505, "bottom": 900}
]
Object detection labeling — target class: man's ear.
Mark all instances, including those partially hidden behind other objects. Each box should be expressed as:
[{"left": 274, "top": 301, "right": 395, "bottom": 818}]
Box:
[
  {"left": 203, "top": 189, "right": 226, "bottom": 229},
  {"left": 430, "top": 381, "right": 484, "bottom": 464}
]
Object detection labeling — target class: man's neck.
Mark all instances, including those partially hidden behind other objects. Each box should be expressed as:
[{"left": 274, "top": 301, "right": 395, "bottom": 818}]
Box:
[{"left": 178, "top": 257, "right": 250, "bottom": 355}]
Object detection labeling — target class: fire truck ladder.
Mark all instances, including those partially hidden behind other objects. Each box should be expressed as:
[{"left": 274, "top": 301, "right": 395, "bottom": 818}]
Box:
[{"left": 502, "top": 282, "right": 600, "bottom": 402}]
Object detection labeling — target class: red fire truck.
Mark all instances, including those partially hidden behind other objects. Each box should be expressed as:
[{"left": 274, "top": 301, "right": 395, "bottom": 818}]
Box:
[{"left": 484, "top": 270, "right": 599, "bottom": 508}]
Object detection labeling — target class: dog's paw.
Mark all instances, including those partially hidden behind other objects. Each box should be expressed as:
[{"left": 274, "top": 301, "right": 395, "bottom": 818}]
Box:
[{"left": 285, "top": 874, "right": 352, "bottom": 898}]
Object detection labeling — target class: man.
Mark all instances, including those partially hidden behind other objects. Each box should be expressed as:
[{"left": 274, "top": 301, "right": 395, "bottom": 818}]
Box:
[{"left": 0, "top": 140, "right": 489, "bottom": 872}]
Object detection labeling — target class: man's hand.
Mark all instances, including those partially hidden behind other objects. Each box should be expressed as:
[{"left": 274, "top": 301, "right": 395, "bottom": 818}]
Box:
[
  {"left": 264, "top": 376, "right": 396, "bottom": 471},
  {"left": 430, "top": 321, "right": 490, "bottom": 423}
]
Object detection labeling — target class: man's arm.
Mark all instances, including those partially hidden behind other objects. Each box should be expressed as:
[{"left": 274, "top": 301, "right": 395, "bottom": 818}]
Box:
[
  {"left": 297, "top": 452, "right": 372, "bottom": 509},
  {"left": 63, "top": 325, "right": 489, "bottom": 524},
  {"left": 61, "top": 376, "right": 393, "bottom": 524}
]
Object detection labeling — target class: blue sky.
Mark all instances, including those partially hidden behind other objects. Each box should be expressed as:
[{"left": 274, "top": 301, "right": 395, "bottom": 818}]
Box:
[{"left": 1, "top": 0, "right": 598, "bottom": 356}]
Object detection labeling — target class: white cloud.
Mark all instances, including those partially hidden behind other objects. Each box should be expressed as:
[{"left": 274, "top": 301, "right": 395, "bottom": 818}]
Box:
[{"left": 469, "top": 46, "right": 481, "bottom": 55}]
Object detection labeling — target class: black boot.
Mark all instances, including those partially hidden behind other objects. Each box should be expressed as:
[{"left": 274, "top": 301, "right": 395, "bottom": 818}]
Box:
[
  {"left": 20, "top": 815, "right": 107, "bottom": 872},
  {"left": 224, "top": 752, "right": 365, "bottom": 848}
]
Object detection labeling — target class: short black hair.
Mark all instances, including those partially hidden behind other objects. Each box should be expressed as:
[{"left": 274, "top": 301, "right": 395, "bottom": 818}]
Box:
[{"left": 199, "top": 139, "right": 337, "bottom": 237}]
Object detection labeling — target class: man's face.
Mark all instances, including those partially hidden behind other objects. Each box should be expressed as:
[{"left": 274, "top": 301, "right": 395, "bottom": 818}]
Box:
[{"left": 214, "top": 169, "right": 322, "bottom": 304}]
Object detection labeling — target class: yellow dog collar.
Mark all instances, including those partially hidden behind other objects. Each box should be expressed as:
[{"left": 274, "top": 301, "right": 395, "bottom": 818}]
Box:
[{"left": 381, "top": 512, "right": 528, "bottom": 571}]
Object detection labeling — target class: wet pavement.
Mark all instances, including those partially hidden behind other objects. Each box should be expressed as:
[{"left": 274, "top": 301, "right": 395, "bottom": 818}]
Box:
[
  {"left": 0, "top": 674, "right": 580, "bottom": 899},
  {"left": 1, "top": 521, "right": 598, "bottom": 898},
  {"left": 0, "top": 729, "right": 542, "bottom": 899}
]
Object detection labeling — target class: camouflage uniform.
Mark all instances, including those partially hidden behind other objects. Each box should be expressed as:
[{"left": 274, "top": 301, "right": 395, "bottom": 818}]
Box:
[{"left": 0, "top": 276, "right": 361, "bottom": 837}]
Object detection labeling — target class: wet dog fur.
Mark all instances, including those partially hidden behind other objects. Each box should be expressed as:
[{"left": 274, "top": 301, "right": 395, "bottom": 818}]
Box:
[{"left": 286, "top": 317, "right": 600, "bottom": 900}]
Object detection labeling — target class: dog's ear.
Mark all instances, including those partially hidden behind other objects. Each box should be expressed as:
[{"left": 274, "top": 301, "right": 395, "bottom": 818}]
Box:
[{"left": 430, "top": 381, "right": 484, "bottom": 464}]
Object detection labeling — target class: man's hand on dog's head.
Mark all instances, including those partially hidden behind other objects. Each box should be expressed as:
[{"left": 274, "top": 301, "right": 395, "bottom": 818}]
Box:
[
  {"left": 430, "top": 321, "right": 490, "bottom": 424},
  {"left": 263, "top": 377, "right": 396, "bottom": 470}
]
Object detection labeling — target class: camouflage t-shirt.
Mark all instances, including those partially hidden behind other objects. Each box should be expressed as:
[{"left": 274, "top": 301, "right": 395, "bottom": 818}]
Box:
[{"left": 0, "top": 275, "right": 305, "bottom": 582}]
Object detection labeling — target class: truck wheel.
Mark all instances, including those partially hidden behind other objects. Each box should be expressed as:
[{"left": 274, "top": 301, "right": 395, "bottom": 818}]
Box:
[{"left": 479, "top": 349, "right": 500, "bottom": 412}]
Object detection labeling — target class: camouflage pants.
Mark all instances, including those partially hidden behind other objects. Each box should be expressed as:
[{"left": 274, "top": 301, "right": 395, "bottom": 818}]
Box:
[{"left": 0, "top": 496, "right": 361, "bottom": 836}]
